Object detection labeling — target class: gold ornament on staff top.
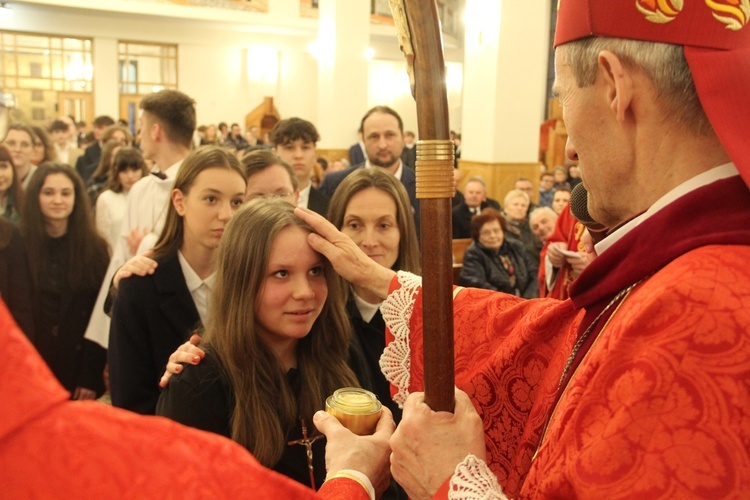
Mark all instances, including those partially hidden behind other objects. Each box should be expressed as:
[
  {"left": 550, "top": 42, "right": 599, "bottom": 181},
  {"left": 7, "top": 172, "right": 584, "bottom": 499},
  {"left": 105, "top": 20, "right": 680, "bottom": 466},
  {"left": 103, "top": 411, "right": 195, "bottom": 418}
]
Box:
[{"left": 416, "top": 139, "right": 455, "bottom": 199}]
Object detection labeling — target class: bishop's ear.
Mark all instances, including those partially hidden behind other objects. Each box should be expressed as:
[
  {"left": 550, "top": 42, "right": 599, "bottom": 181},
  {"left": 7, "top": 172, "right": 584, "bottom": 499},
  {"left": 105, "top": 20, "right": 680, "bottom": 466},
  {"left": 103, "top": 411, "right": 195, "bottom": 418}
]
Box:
[{"left": 598, "top": 50, "right": 633, "bottom": 123}]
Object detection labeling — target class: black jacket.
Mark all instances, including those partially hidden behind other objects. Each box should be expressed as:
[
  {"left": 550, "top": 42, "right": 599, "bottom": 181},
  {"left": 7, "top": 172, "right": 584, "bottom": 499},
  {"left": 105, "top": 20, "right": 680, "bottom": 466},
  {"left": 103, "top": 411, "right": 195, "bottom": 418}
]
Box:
[
  {"left": 157, "top": 355, "right": 328, "bottom": 490},
  {"left": 30, "top": 235, "right": 107, "bottom": 395},
  {"left": 307, "top": 186, "right": 330, "bottom": 217},
  {"left": 109, "top": 254, "right": 201, "bottom": 414},
  {"left": 0, "top": 224, "right": 34, "bottom": 338},
  {"left": 346, "top": 297, "right": 403, "bottom": 423},
  {"left": 75, "top": 142, "right": 101, "bottom": 182},
  {"left": 451, "top": 199, "right": 501, "bottom": 239},
  {"left": 459, "top": 240, "right": 539, "bottom": 298}
]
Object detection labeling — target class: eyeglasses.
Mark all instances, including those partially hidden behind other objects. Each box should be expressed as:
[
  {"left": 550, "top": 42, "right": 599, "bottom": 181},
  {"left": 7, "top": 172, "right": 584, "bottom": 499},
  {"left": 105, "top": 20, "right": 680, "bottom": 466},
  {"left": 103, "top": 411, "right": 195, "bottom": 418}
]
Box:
[{"left": 4, "top": 140, "right": 32, "bottom": 150}]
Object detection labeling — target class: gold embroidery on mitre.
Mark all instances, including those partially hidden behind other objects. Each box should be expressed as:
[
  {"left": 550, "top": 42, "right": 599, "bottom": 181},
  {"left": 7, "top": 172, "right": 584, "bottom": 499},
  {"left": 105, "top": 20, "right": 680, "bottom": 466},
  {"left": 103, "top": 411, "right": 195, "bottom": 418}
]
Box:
[
  {"left": 705, "top": 0, "right": 750, "bottom": 31},
  {"left": 636, "top": 0, "right": 684, "bottom": 23}
]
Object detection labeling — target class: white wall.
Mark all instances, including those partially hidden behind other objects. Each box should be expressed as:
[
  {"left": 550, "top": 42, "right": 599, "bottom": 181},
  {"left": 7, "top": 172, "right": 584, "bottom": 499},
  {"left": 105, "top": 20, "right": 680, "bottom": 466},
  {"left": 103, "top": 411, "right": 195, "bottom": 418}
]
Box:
[
  {"left": 2, "top": 3, "right": 320, "bottom": 130},
  {"left": 2, "top": 1, "right": 471, "bottom": 147}
]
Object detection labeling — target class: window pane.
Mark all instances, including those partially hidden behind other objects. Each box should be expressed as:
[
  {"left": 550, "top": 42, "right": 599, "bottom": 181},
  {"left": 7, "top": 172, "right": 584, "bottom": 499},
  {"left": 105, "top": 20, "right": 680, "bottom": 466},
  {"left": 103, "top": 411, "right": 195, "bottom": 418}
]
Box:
[
  {"left": 63, "top": 38, "right": 84, "bottom": 51},
  {"left": 15, "top": 35, "right": 48, "bottom": 49},
  {"left": 18, "top": 77, "right": 51, "bottom": 89},
  {"left": 118, "top": 42, "right": 178, "bottom": 93},
  {"left": 50, "top": 54, "right": 63, "bottom": 79}
]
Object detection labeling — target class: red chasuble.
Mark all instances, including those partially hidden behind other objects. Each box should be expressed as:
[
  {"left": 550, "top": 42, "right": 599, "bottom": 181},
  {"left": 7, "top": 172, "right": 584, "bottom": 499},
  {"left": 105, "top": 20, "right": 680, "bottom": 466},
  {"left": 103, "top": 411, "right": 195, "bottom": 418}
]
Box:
[
  {"left": 538, "top": 205, "right": 585, "bottom": 300},
  {"left": 0, "top": 302, "right": 367, "bottom": 500},
  {"left": 384, "top": 176, "right": 750, "bottom": 498}
]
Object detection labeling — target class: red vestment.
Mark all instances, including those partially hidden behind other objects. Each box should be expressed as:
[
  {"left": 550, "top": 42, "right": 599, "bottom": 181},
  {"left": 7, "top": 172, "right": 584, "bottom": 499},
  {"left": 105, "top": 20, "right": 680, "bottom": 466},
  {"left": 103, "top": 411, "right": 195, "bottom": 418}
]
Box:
[
  {"left": 538, "top": 204, "right": 584, "bottom": 300},
  {"left": 382, "top": 175, "right": 750, "bottom": 498},
  {"left": 0, "top": 302, "right": 366, "bottom": 500}
]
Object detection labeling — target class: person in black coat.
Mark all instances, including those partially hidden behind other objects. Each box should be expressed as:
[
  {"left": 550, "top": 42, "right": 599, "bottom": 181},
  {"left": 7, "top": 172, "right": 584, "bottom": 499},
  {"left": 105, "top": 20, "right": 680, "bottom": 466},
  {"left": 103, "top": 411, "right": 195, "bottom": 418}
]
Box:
[
  {"left": 109, "top": 147, "right": 247, "bottom": 414},
  {"left": 0, "top": 218, "right": 34, "bottom": 338},
  {"left": 21, "top": 163, "right": 110, "bottom": 398},
  {"left": 452, "top": 177, "right": 501, "bottom": 239},
  {"left": 75, "top": 115, "right": 116, "bottom": 181},
  {"left": 459, "top": 209, "right": 538, "bottom": 299}
]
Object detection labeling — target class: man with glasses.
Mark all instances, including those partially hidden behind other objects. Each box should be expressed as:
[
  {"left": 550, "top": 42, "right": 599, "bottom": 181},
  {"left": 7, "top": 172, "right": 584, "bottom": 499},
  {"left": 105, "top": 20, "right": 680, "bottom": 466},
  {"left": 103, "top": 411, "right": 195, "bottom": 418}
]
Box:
[{"left": 2, "top": 123, "right": 36, "bottom": 190}]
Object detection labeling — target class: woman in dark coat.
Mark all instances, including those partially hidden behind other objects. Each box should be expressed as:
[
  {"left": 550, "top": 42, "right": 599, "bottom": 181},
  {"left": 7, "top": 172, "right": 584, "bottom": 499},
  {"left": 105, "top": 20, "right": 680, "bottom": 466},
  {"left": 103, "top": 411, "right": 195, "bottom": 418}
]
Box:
[
  {"left": 326, "top": 168, "right": 421, "bottom": 426},
  {"left": 459, "top": 208, "right": 539, "bottom": 299},
  {"left": 21, "top": 162, "right": 110, "bottom": 398},
  {"left": 0, "top": 218, "right": 34, "bottom": 337}
]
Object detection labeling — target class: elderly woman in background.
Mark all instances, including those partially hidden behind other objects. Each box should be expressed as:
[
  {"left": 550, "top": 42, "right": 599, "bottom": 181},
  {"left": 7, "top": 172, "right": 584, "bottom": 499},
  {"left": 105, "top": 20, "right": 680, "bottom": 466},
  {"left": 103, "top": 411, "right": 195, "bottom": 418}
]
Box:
[
  {"left": 502, "top": 188, "right": 542, "bottom": 265},
  {"left": 459, "top": 209, "right": 538, "bottom": 298}
]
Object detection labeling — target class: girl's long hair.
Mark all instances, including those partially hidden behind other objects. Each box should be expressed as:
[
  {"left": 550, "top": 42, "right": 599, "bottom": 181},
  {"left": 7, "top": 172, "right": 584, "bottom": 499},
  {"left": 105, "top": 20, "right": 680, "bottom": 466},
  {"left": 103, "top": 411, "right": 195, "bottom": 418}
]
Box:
[
  {"left": 108, "top": 147, "right": 148, "bottom": 193},
  {"left": 89, "top": 139, "right": 124, "bottom": 181},
  {"left": 21, "top": 162, "right": 109, "bottom": 290},
  {"left": 327, "top": 168, "right": 421, "bottom": 274},
  {"left": 202, "top": 198, "right": 358, "bottom": 467},
  {"left": 30, "top": 125, "right": 58, "bottom": 164},
  {"left": 0, "top": 144, "right": 24, "bottom": 221},
  {"left": 151, "top": 146, "right": 245, "bottom": 263}
]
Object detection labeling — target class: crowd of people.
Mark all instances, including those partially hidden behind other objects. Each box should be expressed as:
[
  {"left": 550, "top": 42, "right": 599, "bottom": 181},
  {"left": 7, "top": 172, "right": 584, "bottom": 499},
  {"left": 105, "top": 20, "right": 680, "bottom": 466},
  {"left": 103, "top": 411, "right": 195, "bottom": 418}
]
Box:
[{"left": 2, "top": 1, "right": 749, "bottom": 497}]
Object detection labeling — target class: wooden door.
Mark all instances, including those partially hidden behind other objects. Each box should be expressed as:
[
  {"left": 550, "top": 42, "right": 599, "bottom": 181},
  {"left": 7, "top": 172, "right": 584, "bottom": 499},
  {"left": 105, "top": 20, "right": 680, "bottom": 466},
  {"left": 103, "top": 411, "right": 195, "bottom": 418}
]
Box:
[
  {"left": 57, "top": 92, "right": 94, "bottom": 127},
  {"left": 119, "top": 95, "right": 143, "bottom": 137}
]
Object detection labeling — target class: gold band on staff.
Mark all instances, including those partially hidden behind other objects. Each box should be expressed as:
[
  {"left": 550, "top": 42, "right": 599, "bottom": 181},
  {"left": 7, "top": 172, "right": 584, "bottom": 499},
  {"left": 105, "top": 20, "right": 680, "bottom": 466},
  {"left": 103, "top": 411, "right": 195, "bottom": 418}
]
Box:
[{"left": 415, "top": 139, "right": 454, "bottom": 199}]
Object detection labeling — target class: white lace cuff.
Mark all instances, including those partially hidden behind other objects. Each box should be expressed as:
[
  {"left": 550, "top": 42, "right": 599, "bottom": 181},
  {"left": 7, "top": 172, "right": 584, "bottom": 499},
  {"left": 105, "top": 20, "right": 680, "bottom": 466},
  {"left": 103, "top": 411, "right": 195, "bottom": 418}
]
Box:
[
  {"left": 448, "top": 454, "right": 507, "bottom": 500},
  {"left": 379, "top": 271, "right": 422, "bottom": 408}
]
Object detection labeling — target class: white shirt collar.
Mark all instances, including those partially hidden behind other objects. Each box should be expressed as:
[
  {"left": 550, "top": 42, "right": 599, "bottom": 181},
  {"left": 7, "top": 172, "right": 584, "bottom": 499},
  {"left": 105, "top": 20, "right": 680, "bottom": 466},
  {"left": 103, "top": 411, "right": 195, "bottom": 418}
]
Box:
[
  {"left": 596, "top": 162, "right": 739, "bottom": 255},
  {"left": 163, "top": 160, "right": 183, "bottom": 179},
  {"left": 352, "top": 290, "right": 382, "bottom": 323},
  {"left": 177, "top": 250, "right": 215, "bottom": 293},
  {"left": 365, "top": 159, "right": 403, "bottom": 181},
  {"left": 297, "top": 183, "right": 311, "bottom": 209}
]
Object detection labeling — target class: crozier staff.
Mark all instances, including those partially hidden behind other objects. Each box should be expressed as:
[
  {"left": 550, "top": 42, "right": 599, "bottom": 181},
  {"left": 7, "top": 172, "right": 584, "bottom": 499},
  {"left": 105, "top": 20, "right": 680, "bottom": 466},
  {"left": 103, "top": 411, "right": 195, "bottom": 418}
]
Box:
[{"left": 295, "top": 0, "right": 750, "bottom": 497}]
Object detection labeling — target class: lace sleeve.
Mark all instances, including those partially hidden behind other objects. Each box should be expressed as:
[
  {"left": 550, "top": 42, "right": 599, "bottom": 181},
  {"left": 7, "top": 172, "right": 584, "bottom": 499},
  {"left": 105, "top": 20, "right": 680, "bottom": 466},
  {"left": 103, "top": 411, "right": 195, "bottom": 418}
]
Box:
[
  {"left": 447, "top": 455, "right": 507, "bottom": 500},
  {"left": 379, "top": 271, "right": 422, "bottom": 407}
]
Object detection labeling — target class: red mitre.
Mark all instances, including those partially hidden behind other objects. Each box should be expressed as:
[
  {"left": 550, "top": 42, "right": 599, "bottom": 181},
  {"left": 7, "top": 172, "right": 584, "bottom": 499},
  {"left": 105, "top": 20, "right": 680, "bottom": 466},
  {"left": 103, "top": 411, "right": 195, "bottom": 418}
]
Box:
[{"left": 554, "top": 0, "right": 750, "bottom": 190}]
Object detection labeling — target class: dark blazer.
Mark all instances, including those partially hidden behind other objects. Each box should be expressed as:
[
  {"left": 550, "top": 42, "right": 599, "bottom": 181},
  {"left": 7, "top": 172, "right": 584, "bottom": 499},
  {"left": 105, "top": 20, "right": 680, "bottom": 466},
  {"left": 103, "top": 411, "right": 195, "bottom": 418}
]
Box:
[
  {"left": 29, "top": 236, "right": 107, "bottom": 396},
  {"left": 0, "top": 224, "right": 35, "bottom": 338},
  {"left": 307, "top": 186, "right": 330, "bottom": 217},
  {"left": 75, "top": 142, "right": 101, "bottom": 182},
  {"left": 451, "top": 199, "right": 501, "bottom": 239},
  {"left": 452, "top": 189, "right": 465, "bottom": 208},
  {"left": 109, "top": 254, "right": 201, "bottom": 415},
  {"left": 345, "top": 298, "right": 403, "bottom": 424},
  {"left": 459, "top": 240, "right": 539, "bottom": 298},
  {"left": 348, "top": 143, "right": 366, "bottom": 166},
  {"left": 505, "top": 217, "right": 544, "bottom": 264},
  {"left": 401, "top": 145, "right": 416, "bottom": 169},
  {"left": 318, "top": 164, "right": 421, "bottom": 235}
]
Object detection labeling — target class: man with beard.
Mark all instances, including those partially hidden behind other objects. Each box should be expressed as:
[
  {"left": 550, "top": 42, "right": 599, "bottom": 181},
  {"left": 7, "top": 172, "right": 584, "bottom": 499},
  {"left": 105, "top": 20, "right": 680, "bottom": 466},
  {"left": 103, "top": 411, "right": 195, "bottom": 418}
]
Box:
[{"left": 319, "top": 106, "right": 419, "bottom": 232}]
